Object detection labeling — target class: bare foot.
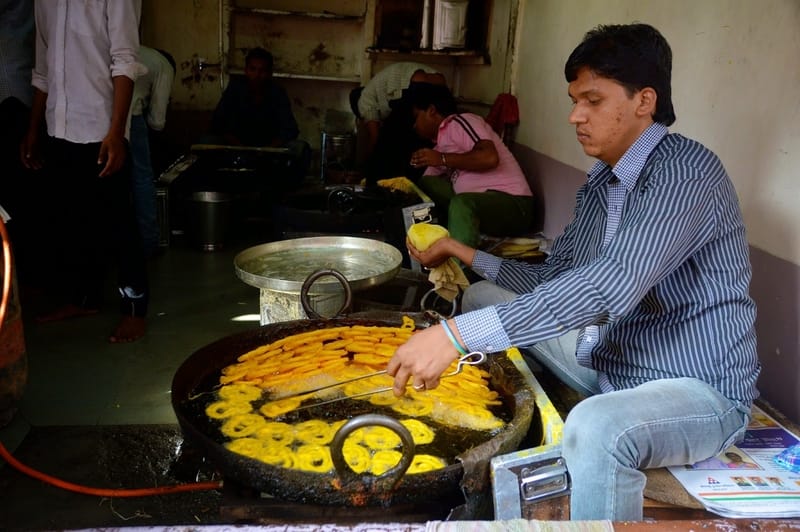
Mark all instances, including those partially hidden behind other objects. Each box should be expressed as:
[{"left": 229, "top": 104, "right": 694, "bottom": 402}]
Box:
[
  {"left": 109, "top": 316, "right": 146, "bottom": 343},
  {"left": 36, "top": 304, "right": 99, "bottom": 323}
]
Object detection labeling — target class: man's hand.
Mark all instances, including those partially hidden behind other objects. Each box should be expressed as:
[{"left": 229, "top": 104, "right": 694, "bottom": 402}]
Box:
[
  {"left": 410, "top": 148, "right": 443, "bottom": 169},
  {"left": 97, "top": 132, "right": 127, "bottom": 177},
  {"left": 20, "top": 129, "right": 43, "bottom": 170},
  {"left": 387, "top": 324, "right": 459, "bottom": 395},
  {"left": 407, "top": 236, "right": 478, "bottom": 269},
  {"left": 407, "top": 236, "right": 453, "bottom": 268}
]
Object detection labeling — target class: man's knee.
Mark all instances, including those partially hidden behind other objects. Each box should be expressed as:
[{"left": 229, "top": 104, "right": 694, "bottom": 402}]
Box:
[{"left": 461, "top": 280, "right": 516, "bottom": 311}]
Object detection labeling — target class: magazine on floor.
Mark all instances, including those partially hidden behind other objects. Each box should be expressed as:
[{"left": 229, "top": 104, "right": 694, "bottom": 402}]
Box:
[{"left": 667, "top": 404, "right": 800, "bottom": 518}]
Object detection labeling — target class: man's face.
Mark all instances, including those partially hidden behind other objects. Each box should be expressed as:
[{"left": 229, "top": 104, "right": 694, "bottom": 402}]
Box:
[
  {"left": 412, "top": 105, "right": 439, "bottom": 141},
  {"left": 245, "top": 58, "right": 271, "bottom": 86},
  {"left": 568, "top": 67, "right": 653, "bottom": 166}
]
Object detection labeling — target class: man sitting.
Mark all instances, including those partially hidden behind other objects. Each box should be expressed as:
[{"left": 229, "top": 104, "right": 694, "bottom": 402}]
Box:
[
  {"left": 205, "top": 47, "right": 310, "bottom": 189},
  {"left": 406, "top": 83, "right": 535, "bottom": 248}
]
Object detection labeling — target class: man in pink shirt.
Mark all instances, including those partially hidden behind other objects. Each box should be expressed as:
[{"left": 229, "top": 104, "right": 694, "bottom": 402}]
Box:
[{"left": 407, "top": 83, "right": 534, "bottom": 247}]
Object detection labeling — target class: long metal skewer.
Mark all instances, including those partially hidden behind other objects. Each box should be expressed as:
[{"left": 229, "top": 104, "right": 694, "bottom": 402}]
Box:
[{"left": 271, "top": 351, "right": 487, "bottom": 413}]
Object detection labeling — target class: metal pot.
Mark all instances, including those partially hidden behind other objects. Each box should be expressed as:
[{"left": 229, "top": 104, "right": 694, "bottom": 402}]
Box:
[{"left": 172, "top": 271, "right": 535, "bottom": 509}]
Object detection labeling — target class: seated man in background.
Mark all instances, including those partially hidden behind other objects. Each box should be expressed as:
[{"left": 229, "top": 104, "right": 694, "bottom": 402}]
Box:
[
  {"left": 206, "top": 47, "right": 310, "bottom": 188},
  {"left": 351, "top": 62, "right": 446, "bottom": 184},
  {"left": 407, "top": 83, "right": 534, "bottom": 248}
]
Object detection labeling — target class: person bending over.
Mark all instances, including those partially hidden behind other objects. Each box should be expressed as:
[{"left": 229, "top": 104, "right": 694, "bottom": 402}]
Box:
[
  {"left": 352, "top": 62, "right": 446, "bottom": 184},
  {"left": 386, "top": 23, "right": 759, "bottom": 522}
]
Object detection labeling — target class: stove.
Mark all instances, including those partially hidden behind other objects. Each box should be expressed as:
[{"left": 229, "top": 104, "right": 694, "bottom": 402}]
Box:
[{"left": 218, "top": 479, "right": 465, "bottom": 525}]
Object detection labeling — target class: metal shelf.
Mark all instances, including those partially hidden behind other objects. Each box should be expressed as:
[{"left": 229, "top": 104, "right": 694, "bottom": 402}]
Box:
[
  {"left": 227, "top": 68, "right": 361, "bottom": 84},
  {"left": 228, "top": 6, "right": 364, "bottom": 21},
  {"left": 367, "top": 47, "right": 489, "bottom": 65}
]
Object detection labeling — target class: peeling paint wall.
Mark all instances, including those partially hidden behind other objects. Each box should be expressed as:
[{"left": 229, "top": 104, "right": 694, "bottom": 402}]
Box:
[
  {"left": 140, "top": 0, "right": 516, "bottom": 164},
  {"left": 141, "top": 0, "right": 224, "bottom": 111}
]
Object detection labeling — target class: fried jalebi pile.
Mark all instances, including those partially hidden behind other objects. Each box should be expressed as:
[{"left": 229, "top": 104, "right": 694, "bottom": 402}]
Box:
[
  {"left": 217, "top": 322, "right": 505, "bottom": 432},
  {"left": 205, "top": 400, "right": 253, "bottom": 420},
  {"left": 342, "top": 440, "right": 372, "bottom": 473},
  {"left": 218, "top": 415, "right": 447, "bottom": 476},
  {"left": 400, "top": 419, "right": 435, "bottom": 445},
  {"left": 221, "top": 413, "right": 267, "bottom": 438},
  {"left": 210, "top": 319, "right": 504, "bottom": 476},
  {"left": 255, "top": 421, "right": 295, "bottom": 446},
  {"left": 293, "top": 444, "right": 333, "bottom": 473},
  {"left": 218, "top": 324, "right": 416, "bottom": 397},
  {"left": 408, "top": 454, "right": 447, "bottom": 474},
  {"left": 218, "top": 383, "right": 263, "bottom": 402},
  {"left": 371, "top": 450, "right": 404, "bottom": 475}
]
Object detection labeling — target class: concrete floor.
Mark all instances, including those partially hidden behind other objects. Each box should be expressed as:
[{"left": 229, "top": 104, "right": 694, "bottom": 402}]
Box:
[{"left": 0, "top": 229, "right": 271, "bottom": 529}]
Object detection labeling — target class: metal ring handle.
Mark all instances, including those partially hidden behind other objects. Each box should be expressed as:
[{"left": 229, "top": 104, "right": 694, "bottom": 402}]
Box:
[
  {"left": 327, "top": 186, "right": 356, "bottom": 215},
  {"left": 299, "top": 268, "right": 353, "bottom": 320},
  {"left": 330, "top": 414, "right": 415, "bottom": 487},
  {"left": 419, "top": 287, "right": 457, "bottom": 318}
]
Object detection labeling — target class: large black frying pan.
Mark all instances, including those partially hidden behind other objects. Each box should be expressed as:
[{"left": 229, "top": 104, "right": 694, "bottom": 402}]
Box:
[{"left": 171, "top": 310, "right": 535, "bottom": 508}]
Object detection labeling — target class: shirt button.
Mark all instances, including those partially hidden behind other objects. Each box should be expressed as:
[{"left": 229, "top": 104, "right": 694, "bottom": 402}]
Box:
[{"left": 485, "top": 345, "right": 494, "bottom": 352}]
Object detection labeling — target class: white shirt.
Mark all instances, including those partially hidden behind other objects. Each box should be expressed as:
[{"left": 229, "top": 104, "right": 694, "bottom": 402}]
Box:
[
  {"left": 358, "top": 62, "right": 440, "bottom": 122},
  {"left": 131, "top": 46, "right": 175, "bottom": 131},
  {"left": 31, "top": 0, "right": 143, "bottom": 143}
]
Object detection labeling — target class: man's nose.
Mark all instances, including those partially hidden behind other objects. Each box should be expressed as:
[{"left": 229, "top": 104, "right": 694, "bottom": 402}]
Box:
[{"left": 568, "top": 106, "right": 584, "bottom": 124}]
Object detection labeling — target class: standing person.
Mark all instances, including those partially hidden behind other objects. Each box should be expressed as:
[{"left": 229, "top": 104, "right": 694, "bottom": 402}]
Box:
[
  {"left": 0, "top": 0, "right": 35, "bottom": 283},
  {"left": 406, "top": 83, "right": 535, "bottom": 248},
  {"left": 130, "top": 45, "right": 176, "bottom": 258},
  {"left": 20, "top": 0, "right": 148, "bottom": 343},
  {"left": 386, "top": 23, "right": 759, "bottom": 521}
]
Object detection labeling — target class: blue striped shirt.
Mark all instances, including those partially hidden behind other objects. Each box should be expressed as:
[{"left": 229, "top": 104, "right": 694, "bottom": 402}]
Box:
[{"left": 455, "top": 125, "right": 760, "bottom": 405}]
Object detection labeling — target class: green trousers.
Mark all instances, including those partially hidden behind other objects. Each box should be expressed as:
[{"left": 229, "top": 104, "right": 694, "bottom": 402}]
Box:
[{"left": 418, "top": 175, "right": 535, "bottom": 248}]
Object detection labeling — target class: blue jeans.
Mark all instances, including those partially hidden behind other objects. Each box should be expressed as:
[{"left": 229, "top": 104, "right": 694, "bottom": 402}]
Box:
[
  {"left": 462, "top": 280, "right": 751, "bottom": 521},
  {"left": 129, "top": 114, "right": 159, "bottom": 256}
]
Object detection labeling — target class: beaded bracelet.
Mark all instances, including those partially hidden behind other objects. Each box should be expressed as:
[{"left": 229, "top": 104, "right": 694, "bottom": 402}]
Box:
[{"left": 440, "top": 319, "right": 468, "bottom": 357}]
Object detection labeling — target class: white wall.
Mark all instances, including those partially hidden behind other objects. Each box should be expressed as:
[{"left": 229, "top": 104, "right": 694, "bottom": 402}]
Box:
[{"left": 514, "top": 0, "right": 800, "bottom": 265}]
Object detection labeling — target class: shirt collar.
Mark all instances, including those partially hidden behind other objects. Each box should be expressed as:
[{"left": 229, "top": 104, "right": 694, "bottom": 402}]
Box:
[{"left": 587, "top": 123, "right": 668, "bottom": 191}]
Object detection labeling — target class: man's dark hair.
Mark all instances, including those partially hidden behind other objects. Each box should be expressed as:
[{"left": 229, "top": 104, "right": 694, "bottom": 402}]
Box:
[
  {"left": 565, "top": 23, "right": 676, "bottom": 126},
  {"left": 403, "top": 82, "right": 458, "bottom": 117},
  {"left": 245, "top": 47, "right": 274, "bottom": 70}
]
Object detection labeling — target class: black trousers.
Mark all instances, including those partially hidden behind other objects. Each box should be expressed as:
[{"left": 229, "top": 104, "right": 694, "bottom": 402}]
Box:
[
  {"left": 0, "top": 97, "right": 36, "bottom": 284},
  {"left": 37, "top": 137, "right": 148, "bottom": 317}
]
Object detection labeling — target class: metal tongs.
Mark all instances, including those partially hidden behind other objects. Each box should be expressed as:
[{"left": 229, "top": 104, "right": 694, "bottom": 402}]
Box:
[{"left": 273, "top": 351, "right": 487, "bottom": 413}]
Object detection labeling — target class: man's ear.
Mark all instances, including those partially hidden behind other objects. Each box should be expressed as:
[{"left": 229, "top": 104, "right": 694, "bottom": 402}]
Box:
[{"left": 637, "top": 87, "right": 657, "bottom": 118}]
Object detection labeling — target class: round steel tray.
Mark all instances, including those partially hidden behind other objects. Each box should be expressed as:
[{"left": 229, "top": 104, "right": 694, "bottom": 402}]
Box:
[{"left": 234, "top": 236, "right": 403, "bottom": 293}]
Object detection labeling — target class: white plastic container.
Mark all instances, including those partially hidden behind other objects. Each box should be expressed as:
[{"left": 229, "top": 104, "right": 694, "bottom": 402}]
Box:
[{"left": 432, "top": 0, "right": 469, "bottom": 50}]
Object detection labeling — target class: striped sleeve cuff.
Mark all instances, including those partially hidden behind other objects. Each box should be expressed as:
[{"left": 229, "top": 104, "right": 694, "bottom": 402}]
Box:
[
  {"left": 471, "top": 250, "right": 502, "bottom": 280},
  {"left": 454, "top": 308, "right": 511, "bottom": 354}
]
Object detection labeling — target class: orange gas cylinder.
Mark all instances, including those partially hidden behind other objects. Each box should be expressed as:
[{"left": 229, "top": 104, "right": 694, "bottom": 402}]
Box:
[{"left": 0, "top": 217, "right": 27, "bottom": 427}]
